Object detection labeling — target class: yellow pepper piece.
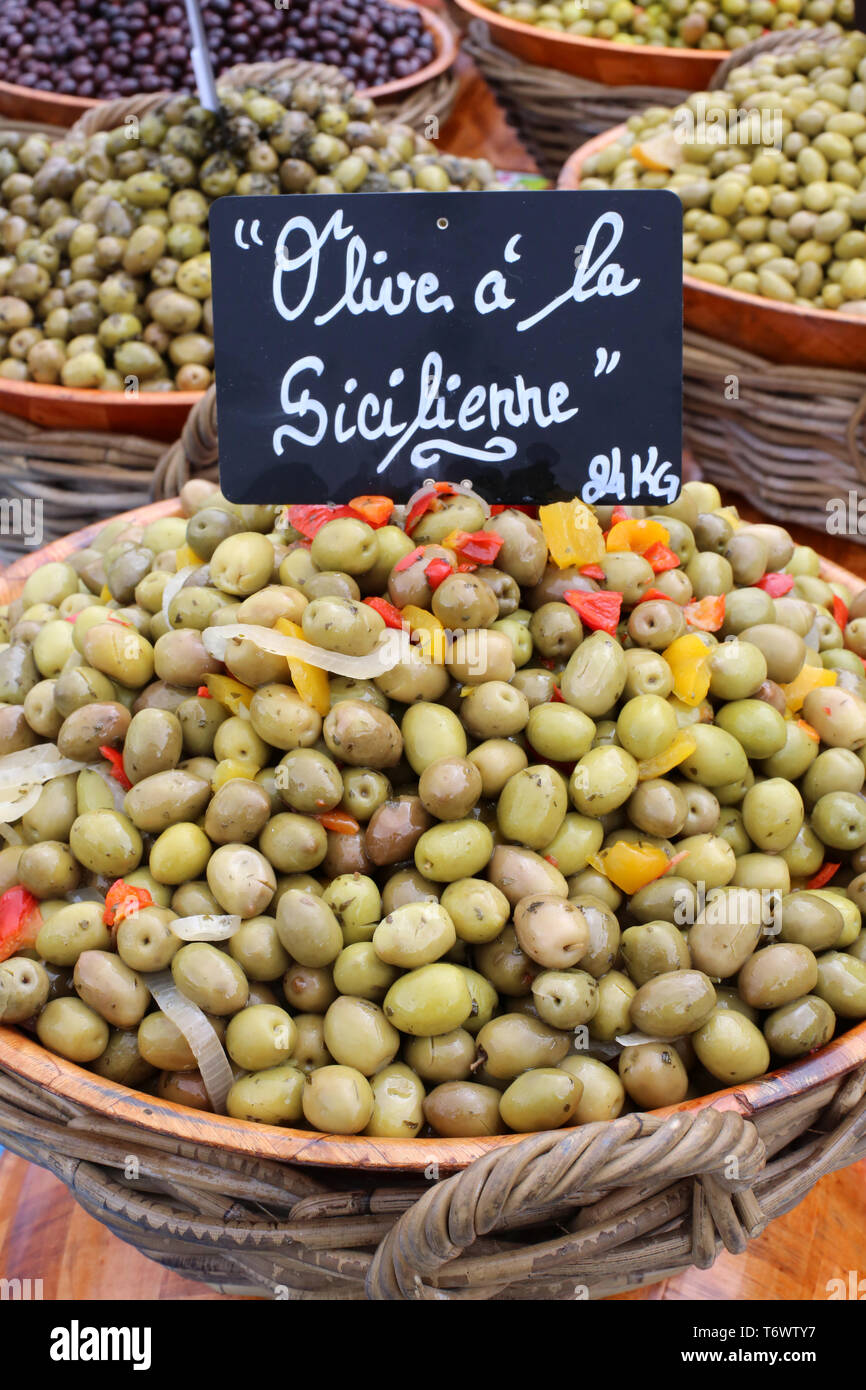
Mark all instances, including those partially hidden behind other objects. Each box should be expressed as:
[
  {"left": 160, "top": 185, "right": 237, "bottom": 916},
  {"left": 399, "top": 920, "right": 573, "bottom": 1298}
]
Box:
[
  {"left": 175, "top": 544, "right": 202, "bottom": 570},
  {"left": 663, "top": 633, "right": 711, "bottom": 707},
  {"left": 538, "top": 500, "right": 605, "bottom": 569},
  {"left": 589, "top": 841, "right": 672, "bottom": 894},
  {"left": 206, "top": 673, "right": 254, "bottom": 714},
  {"left": 779, "top": 665, "right": 836, "bottom": 713},
  {"left": 605, "top": 518, "right": 670, "bottom": 554},
  {"left": 637, "top": 729, "right": 698, "bottom": 781},
  {"left": 99, "top": 583, "right": 112, "bottom": 603},
  {"left": 401, "top": 605, "right": 447, "bottom": 664},
  {"left": 275, "top": 617, "right": 330, "bottom": 716},
  {"left": 211, "top": 758, "right": 260, "bottom": 791}
]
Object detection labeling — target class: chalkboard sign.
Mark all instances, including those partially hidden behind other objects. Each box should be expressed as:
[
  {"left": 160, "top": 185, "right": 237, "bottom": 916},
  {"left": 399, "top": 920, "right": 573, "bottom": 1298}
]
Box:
[{"left": 209, "top": 190, "right": 683, "bottom": 506}]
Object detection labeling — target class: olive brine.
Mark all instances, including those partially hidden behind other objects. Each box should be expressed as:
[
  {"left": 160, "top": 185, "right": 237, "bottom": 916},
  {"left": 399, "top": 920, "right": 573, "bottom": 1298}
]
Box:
[{"left": 2, "top": 481, "right": 866, "bottom": 1138}]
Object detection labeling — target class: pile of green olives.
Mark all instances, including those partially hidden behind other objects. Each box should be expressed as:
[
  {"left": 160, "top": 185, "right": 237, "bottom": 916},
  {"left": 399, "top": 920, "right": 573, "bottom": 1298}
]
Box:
[
  {"left": 2, "top": 476, "right": 866, "bottom": 1140},
  {"left": 578, "top": 30, "right": 866, "bottom": 312},
  {"left": 483, "top": 0, "right": 853, "bottom": 50},
  {"left": 0, "top": 78, "right": 494, "bottom": 392}
]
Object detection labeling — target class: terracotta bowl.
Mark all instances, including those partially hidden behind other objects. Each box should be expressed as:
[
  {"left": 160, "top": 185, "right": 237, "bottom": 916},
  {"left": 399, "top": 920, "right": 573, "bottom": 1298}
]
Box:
[
  {"left": 560, "top": 126, "right": 866, "bottom": 372},
  {"left": 0, "top": 0, "right": 457, "bottom": 127},
  {"left": 1, "top": 496, "right": 864, "bottom": 1171},
  {"left": 454, "top": 0, "right": 725, "bottom": 89},
  {"left": 0, "top": 378, "right": 203, "bottom": 443}
]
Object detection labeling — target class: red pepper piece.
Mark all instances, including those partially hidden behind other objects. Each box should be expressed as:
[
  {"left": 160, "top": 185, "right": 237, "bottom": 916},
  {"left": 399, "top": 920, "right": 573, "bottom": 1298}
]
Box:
[
  {"left": 424, "top": 558, "right": 453, "bottom": 591},
  {"left": 445, "top": 529, "right": 504, "bottom": 565},
  {"left": 806, "top": 861, "right": 841, "bottom": 890},
  {"left": 394, "top": 545, "right": 425, "bottom": 574},
  {"left": 99, "top": 745, "right": 132, "bottom": 791},
  {"left": 287, "top": 504, "right": 355, "bottom": 539},
  {"left": 551, "top": 685, "right": 565, "bottom": 702},
  {"left": 456, "top": 561, "right": 478, "bottom": 572},
  {"left": 316, "top": 810, "right": 361, "bottom": 835},
  {"left": 637, "top": 587, "right": 676, "bottom": 604},
  {"left": 832, "top": 594, "right": 849, "bottom": 630},
  {"left": 349, "top": 495, "right": 393, "bottom": 528},
  {"left": 0, "top": 886, "right": 42, "bottom": 962},
  {"left": 756, "top": 572, "right": 795, "bottom": 598},
  {"left": 643, "top": 542, "right": 680, "bottom": 574},
  {"left": 610, "top": 506, "right": 631, "bottom": 526},
  {"left": 196, "top": 685, "right": 211, "bottom": 698},
  {"left": 405, "top": 482, "right": 456, "bottom": 534},
  {"left": 103, "top": 880, "right": 153, "bottom": 929},
  {"left": 363, "top": 597, "right": 405, "bottom": 630},
  {"left": 578, "top": 564, "right": 605, "bottom": 580},
  {"left": 563, "top": 589, "right": 623, "bottom": 635},
  {"left": 684, "top": 595, "right": 725, "bottom": 631}
]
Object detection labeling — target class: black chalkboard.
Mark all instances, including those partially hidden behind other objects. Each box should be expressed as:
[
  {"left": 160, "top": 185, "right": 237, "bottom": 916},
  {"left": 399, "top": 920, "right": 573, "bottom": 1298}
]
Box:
[{"left": 209, "top": 189, "right": 683, "bottom": 506}]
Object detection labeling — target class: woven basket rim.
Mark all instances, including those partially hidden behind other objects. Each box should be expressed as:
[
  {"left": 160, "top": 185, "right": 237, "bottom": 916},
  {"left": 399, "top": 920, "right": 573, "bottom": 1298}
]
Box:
[
  {"left": 454, "top": 0, "right": 732, "bottom": 65},
  {"left": 3, "top": 1019, "right": 866, "bottom": 1172},
  {"left": 3, "top": 496, "right": 866, "bottom": 1170},
  {"left": 0, "top": 0, "right": 457, "bottom": 121}
]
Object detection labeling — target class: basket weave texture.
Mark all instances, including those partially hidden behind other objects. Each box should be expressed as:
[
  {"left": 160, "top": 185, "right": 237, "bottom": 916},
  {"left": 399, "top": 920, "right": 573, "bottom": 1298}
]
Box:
[
  {"left": 0, "top": 411, "right": 165, "bottom": 561},
  {"left": 1, "top": 1056, "right": 865, "bottom": 1298},
  {"left": 683, "top": 331, "right": 866, "bottom": 537}
]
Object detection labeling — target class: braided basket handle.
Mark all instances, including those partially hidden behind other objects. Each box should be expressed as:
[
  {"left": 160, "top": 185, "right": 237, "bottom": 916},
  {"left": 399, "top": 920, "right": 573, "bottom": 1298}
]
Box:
[{"left": 366, "top": 1107, "right": 767, "bottom": 1299}]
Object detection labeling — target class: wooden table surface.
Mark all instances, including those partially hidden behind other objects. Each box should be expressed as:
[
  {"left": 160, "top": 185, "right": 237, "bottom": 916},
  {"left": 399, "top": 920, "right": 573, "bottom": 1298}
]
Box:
[{"left": 1, "top": 4, "right": 865, "bottom": 1302}]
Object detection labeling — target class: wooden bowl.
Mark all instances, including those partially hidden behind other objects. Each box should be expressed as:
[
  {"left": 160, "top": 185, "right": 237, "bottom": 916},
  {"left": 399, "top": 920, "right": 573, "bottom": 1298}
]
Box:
[
  {"left": 1, "top": 496, "right": 864, "bottom": 1171},
  {"left": 0, "top": 378, "right": 202, "bottom": 444},
  {"left": 453, "top": 0, "right": 725, "bottom": 89},
  {"left": 0, "top": 0, "right": 456, "bottom": 128},
  {"left": 560, "top": 127, "right": 866, "bottom": 371}
]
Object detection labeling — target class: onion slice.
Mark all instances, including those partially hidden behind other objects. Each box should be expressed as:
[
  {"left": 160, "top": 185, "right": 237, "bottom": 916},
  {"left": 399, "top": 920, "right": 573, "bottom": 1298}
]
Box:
[
  {"left": 202, "top": 622, "right": 412, "bottom": 678},
  {"left": 170, "top": 914, "right": 241, "bottom": 942},
  {"left": 0, "top": 784, "right": 42, "bottom": 825},
  {"left": 0, "top": 743, "right": 86, "bottom": 791},
  {"left": 161, "top": 565, "right": 196, "bottom": 628},
  {"left": 146, "top": 970, "right": 234, "bottom": 1114},
  {"left": 615, "top": 1031, "right": 669, "bottom": 1048}
]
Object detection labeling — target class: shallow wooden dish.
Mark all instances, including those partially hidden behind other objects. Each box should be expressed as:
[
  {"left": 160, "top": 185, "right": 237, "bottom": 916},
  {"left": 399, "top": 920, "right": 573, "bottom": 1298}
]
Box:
[
  {"left": 0, "top": 0, "right": 456, "bottom": 128},
  {"left": 560, "top": 127, "right": 866, "bottom": 372},
  {"left": 454, "top": 0, "right": 725, "bottom": 89},
  {"left": 1, "top": 496, "right": 864, "bottom": 1171}
]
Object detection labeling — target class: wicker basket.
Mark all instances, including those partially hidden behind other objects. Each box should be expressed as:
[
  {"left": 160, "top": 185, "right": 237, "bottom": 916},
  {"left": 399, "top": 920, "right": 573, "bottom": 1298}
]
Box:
[
  {"left": 683, "top": 330, "right": 866, "bottom": 536},
  {"left": 0, "top": 40, "right": 460, "bottom": 556},
  {"left": 2, "top": 498, "right": 866, "bottom": 1299},
  {"left": 556, "top": 26, "right": 866, "bottom": 538}
]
